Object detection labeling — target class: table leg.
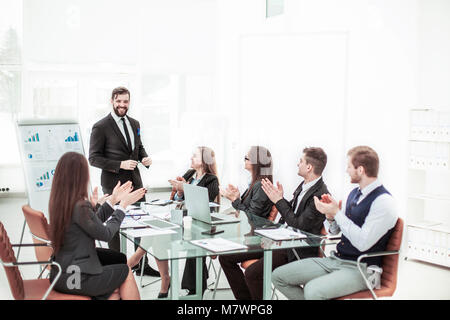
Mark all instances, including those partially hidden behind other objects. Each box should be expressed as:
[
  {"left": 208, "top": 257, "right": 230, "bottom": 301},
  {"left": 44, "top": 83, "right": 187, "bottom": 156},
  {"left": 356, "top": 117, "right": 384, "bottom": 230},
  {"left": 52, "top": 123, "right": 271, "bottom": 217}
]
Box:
[
  {"left": 170, "top": 259, "right": 179, "bottom": 300},
  {"left": 195, "top": 256, "right": 202, "bottom": 299},
  {"left": 120, "top": 232, "right": 127, "bottom": 255},
  {"left": 263, "top": 250, "right": 273, "bottom": 300}
]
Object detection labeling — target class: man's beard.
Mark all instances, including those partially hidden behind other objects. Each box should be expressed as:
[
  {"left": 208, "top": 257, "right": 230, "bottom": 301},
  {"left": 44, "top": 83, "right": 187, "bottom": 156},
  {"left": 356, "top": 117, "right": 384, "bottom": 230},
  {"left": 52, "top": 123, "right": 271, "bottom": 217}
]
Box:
[
  {"left": 350, "top": 174, "right": 361, "bottom": 184},
  {"left": 113, "top": 106, "right": 128, "bottom": 117}
]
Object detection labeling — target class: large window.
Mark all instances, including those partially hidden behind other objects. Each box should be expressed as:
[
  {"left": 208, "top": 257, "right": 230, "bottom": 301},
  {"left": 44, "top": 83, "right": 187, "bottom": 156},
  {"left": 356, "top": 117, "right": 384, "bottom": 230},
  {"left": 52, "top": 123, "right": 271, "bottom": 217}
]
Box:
[
  {"left": 0, "top": 0, "right": 22, "bottom": 166},
  {"left": 1, "top": 0, "right": 220, "bottom": 191}
]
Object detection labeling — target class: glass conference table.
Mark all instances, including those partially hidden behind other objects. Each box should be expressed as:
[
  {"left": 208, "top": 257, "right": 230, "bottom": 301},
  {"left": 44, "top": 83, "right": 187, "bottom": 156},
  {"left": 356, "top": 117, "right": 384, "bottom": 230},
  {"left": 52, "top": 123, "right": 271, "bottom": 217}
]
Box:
[{"left": 119, "top": 203, "right": 339, "bottom": 300}]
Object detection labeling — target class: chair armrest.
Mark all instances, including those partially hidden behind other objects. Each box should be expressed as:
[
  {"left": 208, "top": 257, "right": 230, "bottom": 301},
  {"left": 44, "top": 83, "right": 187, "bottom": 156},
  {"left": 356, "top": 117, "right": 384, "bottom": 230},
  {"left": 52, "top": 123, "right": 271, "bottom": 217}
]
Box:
[
  {"left": 1, "top": 259, "right": 62, "bottom": 300},
  {"left": 12, "top": 243, "right": 51, "bottom": 247},
  {"left": 354, "top": 250, "right": 400, "bottom": 300},
  {"left": 356, "top": 250, "right": 399, "bottom": 264}
]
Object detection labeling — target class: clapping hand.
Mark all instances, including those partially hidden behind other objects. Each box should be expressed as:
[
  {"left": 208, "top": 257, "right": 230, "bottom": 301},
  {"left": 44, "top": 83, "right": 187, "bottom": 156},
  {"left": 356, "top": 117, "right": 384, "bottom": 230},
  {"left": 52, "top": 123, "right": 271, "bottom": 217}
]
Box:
[
  {"left": 109, "top": 181, "right": 133, "bottom": 205},
  {"left": 90, "top": 186, "right": 99, "bottom": 207},
  {"left": 313, "top": 193, "right": 342, "bottom": 220},
  {"left": 168, "top": 177, "right": 186, "bottom": 193},
  {"left": 90, "top": 186, "right": 111, "bottom": 207},
  {"left": 119, "top": 188, "right": 147, "bottom": 209},
  {"left": 220, "top": 184, "right": 240, "bottom": 202},
  {"left": 261, "top": 178, "right": 283, "bottom": 203}
]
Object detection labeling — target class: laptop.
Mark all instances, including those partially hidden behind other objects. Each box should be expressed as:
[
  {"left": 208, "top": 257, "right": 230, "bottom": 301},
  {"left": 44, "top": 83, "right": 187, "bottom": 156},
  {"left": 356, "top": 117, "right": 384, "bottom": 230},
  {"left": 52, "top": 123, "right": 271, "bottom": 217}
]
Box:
[{"left": 183, "top": 184, "right": 240, "bottom": 225}]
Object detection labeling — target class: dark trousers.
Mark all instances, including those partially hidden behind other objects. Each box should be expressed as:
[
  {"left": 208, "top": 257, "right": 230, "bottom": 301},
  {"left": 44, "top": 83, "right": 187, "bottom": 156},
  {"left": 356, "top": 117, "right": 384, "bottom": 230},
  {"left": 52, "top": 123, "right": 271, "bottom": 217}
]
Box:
[
  {"left": 181, "top": 257, "right": 208, "bottom": 294},
  {"left": 218, "top": 249, "right": 289, "bottom": 300}
]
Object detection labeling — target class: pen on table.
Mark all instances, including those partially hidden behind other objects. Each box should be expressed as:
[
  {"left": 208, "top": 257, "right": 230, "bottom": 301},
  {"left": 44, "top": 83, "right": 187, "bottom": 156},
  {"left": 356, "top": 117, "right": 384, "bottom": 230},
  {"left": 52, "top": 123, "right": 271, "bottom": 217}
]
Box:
[{"left": 132, "top": 226, "right": 151, "bottom": 230}]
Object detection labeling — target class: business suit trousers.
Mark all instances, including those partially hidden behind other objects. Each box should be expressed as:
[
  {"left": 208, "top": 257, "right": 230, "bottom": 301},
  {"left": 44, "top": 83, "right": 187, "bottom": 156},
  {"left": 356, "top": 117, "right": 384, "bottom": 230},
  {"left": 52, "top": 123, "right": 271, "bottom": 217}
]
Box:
[
  {"left": 50, "top": 248, "right": 129, "bottom": 300},
  {"left": 271, "top": 252, "right": 369, "bottom": 300},
  {"left": 218, "top": 249, "right": 288, "bottom": 300},
  {"left": 181, "top": 257, "right": 208, "bottom": 294}
]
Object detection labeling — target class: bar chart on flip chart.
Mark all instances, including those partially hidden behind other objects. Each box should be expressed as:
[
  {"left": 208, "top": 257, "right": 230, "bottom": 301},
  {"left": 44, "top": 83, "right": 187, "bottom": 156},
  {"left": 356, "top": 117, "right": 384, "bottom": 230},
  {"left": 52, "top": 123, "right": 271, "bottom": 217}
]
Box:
[{"left": 16, "top": 120, "right": 85, "bottom": 217}]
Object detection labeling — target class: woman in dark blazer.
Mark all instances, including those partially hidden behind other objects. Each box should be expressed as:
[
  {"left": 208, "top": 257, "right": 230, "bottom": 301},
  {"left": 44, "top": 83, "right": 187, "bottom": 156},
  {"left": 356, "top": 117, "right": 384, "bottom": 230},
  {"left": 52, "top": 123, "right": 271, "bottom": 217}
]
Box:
[
  {"left": 127, "top": 146, "right": 220, "bottom": 298},
  {"left": 169, "top": 146, "right": 220, "bottom": 296},
  {"left": 48, "top": 152, "right": 145, "bottom": 300},
  {"left": 221, "top": 146, "right": 274, "bottom": 219}
]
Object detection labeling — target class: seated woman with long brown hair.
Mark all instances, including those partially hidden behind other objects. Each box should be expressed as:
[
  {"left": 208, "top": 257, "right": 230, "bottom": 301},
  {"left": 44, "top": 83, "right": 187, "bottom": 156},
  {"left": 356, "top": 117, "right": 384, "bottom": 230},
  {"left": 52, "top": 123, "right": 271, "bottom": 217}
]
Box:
[
  {"left": 218, "top": 146, "right": 275, "bottom": 299},
  {"left": 127, "top": 146, "right": 219, "bottom": 298},
  {"left": 220, "top": 145, "right": 274, "bottom": 219},
  {"left": 49, "top": 152, "right": 145, "bottom": 300}
]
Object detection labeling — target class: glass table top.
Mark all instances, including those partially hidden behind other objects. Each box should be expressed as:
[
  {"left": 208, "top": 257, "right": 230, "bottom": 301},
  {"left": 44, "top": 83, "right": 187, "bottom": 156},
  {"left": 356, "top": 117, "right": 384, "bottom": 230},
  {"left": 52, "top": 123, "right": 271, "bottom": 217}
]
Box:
[{"left": 120, "top": 202, "right": 339, "bottom": 261}]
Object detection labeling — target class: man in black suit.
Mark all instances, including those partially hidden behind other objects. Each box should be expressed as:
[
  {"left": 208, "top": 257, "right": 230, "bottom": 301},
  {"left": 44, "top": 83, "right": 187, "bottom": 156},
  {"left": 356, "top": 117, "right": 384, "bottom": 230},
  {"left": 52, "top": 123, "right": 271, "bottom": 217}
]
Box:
[
  {"left": 218, "top": 147, "right": 329, "bottom": 300},
  {"left": 89, "top": 86, "right": 158, "bottom": 277}
]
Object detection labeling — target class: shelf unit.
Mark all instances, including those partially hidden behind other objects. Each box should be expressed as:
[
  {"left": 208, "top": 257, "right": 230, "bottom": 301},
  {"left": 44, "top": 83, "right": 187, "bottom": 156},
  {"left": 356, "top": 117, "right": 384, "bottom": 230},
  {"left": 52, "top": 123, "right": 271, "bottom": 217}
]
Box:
[{"left": 406, "top": 108, "right": 450, "bottom": 268}]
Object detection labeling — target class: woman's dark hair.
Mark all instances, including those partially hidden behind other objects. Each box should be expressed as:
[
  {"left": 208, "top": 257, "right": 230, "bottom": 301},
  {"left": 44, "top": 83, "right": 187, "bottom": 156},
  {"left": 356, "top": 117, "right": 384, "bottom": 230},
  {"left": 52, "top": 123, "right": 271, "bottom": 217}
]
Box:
[
  {"left": 244, "top": 146, "right": 273, "bottom": 200},
  {"left": 49, "top": 152, "right": 90, "bottom": 254}
]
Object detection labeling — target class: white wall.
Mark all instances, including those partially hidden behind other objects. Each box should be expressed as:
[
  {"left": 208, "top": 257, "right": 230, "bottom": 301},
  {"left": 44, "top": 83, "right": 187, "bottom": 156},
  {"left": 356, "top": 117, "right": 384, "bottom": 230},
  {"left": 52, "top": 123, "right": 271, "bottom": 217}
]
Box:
[
  {"left": 2, "top": 0, "right": 450, "bottom": 213},
  {"left": 216, "top": 0, "right": 420, "bottom": 217}
]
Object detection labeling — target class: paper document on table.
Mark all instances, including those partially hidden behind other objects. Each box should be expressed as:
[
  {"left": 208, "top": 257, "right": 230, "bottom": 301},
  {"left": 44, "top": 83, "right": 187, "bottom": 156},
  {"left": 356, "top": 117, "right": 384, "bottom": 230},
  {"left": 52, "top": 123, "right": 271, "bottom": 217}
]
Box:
[
  {"left": 120, "top": 218, "right": 148, "bottom": 229},
  {"left": 150, "top": 211, "right": 171, "bottom": 220},
  {"left": 255, "top": 228, "right": 307, "bottom": 241},
  {"left": 124, "top": 227, "right": 176, "bottom": 238},
  {"left": 190, "top": 238, "right": 247, "bottom": 253}
]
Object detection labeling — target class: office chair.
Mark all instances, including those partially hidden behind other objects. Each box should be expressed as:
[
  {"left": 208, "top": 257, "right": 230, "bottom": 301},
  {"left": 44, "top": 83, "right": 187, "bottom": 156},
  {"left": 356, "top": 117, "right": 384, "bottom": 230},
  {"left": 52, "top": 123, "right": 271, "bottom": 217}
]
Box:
[
  {"left": 21, "top": 205, "right": 53, "bottom": 278},
  {"left": 0, "top": 222, "right": 91, "bottom": 300},
  {"left": 335, "top": 218, "right": 404, "bottom": 300}
]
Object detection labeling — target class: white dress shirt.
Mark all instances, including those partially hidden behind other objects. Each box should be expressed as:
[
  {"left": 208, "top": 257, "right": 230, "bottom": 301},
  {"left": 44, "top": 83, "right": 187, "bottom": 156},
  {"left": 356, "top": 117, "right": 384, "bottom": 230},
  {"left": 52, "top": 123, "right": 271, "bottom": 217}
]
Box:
[
  {"left": 275, "top": 176, "right": 322, "bottom": 224},
  {"left": 293, "top": 176, "right": 322, "bottom": 213},
  {"left": 110, "top": 111, "right": 135, "bottom": 151},
  {"left": 324, "top": 179, "right": 397, "bottom": 252}
]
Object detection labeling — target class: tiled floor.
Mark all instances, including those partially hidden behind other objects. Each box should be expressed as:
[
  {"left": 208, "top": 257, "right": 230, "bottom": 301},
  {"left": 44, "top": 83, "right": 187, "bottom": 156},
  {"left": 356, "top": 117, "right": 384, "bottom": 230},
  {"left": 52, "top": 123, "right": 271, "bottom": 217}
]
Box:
[{"left": 0, "top": 196, "right": 449, "bottom": 300}]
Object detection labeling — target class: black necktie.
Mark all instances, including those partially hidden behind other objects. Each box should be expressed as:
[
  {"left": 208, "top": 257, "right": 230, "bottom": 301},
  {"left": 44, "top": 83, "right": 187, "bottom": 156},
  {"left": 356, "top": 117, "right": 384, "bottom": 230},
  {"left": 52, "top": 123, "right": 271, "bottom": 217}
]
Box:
[
  {"left": 350, "top": 189, "right": 362, "bottom": 208},
  {"left": 292, "top": 185, "right": 303, "bottom": 213},
  {"left": 120, "top": 118, "right": 132, "bottom": 153}
]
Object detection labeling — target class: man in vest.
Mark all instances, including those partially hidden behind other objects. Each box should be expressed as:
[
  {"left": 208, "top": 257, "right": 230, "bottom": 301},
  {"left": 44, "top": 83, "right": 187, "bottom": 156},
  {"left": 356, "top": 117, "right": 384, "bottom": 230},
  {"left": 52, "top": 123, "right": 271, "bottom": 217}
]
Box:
[{"left": 272, "top": 146, "right": 398, "bottom": 300}]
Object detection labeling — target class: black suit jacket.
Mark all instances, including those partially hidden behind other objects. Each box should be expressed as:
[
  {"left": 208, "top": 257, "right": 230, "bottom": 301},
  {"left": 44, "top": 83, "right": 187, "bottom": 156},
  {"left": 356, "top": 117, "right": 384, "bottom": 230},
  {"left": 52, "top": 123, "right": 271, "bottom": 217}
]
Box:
[
  {"left": 275, "top": 178, "right": 329, "bottom": 261},
  {"left": 176, "top": 169, "right": 220, "bottom": 203},
  {"left": 232, "top": 180, "right": 273, "bottom": 219},
  {"left": 89, "top": 113, "right": 149, "bottom": 191},
  {"left": 53, "top": 200, "right": 125, "bottom": 275}
]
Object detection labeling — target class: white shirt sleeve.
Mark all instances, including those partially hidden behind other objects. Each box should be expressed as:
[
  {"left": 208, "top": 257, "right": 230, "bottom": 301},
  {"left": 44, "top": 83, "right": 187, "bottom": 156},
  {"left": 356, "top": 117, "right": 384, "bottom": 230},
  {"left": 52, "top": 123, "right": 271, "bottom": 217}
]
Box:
[
  {"left": 334, "top": 194, "right": 398, "bottom": 252},
  {"left": 106, "top": 199, "right": 126, "bottom": 214},
  {"left": 106, "top": 199, "right": 115, "bottom": 209},
  {"left": 324, "top": 219, "right": 341, "bottom": 235}
]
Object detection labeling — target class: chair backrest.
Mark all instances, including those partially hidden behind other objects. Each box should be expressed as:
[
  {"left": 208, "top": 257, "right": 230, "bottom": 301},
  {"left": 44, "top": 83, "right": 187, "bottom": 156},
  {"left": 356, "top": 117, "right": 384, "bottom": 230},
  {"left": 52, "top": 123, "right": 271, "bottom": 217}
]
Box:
[
  {"left": 21, "top": 205, "right": 53, "bottom": 262},
  {"left": 268, "top": 205, "right": 278, "bottom": 222},
  {"left": 380, "top": 218, "right": 404, "bottom": 290},
  {"left": 0, "top": 222, "right": 25, "bottom": 300}
]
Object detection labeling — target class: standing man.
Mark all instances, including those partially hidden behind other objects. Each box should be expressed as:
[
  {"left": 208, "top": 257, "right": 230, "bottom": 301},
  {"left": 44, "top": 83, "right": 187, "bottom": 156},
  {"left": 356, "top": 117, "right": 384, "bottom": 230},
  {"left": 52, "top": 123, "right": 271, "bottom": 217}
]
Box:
[
  {"left": 272, "top": 146, "right": 398, "bottom": 300},
  {"left": 89, "top": 86, "right": 158, "bottom": 277},
  {"left": 218, "top": 147, "right": 329, "bottom": 300}
]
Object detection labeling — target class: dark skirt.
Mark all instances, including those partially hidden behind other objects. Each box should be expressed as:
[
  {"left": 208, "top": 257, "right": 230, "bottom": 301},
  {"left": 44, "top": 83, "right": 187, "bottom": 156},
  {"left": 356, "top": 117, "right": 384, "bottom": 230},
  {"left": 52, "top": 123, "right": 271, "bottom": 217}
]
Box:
[{"left": 50, "top": 248, "right": 129, "bottom": 300}]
